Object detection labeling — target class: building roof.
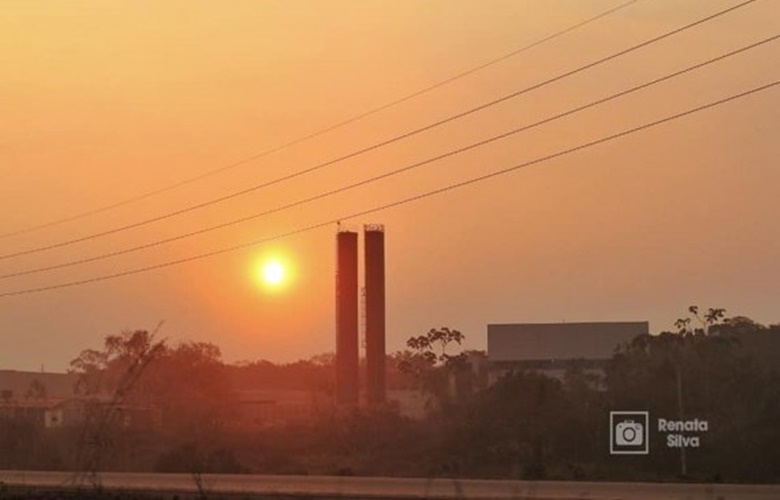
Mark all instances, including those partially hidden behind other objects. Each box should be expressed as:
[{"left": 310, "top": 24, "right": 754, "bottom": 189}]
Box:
[
  {"left": 0, "top": 370, "right": 80, "bottom": 400},
  {"left": 487, "top": 321, "right": 648, "bottom": 362}
]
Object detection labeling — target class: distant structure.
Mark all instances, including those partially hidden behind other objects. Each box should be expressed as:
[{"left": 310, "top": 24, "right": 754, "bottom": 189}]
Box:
[
  {"left": 364, "top": 224, "right": 386, "bottom": 404},
  {"left": 0, "top": 370, "right": 78, "bottom": 401},
  {"left": 335, "top": 230, "right": 359, "bottom": 405},
  {"left": 334, "top": 225, "right": 388, "bottom": 406},
  {"left": 487, "top": 321, "right": 648, "bottom": 382},
  {"left": 0, "top": 370, "right": 81, "bottom": 428}
]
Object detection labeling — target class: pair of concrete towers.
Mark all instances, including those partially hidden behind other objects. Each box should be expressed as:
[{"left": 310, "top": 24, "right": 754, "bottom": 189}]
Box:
[{"left": 335, "top": 225, "right": 385, "bottom": 406}]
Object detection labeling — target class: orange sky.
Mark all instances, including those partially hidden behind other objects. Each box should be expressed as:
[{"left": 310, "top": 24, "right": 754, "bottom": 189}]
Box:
[{"left": 1, "top": 0, "right": 778, "bottom": 371}]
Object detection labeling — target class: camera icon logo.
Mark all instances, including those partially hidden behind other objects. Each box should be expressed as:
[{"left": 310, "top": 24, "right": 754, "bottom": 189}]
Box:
[
  {"left": 610, "top": 411, "right": 649, "bottom": 455},
  {"left": 615, "top": 420, "right": 643, "bottom": 446}
]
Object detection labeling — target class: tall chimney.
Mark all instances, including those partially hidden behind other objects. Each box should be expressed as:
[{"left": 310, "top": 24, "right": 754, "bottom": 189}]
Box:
[
  {"left": 335, "top": 229, "right": 359, "bottom": 405},
  {"left": 364, "top": 224, "right": 386, "bottom": 404}
]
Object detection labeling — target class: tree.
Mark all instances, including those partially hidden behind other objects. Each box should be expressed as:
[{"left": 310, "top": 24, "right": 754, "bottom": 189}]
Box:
[
  {"left": 673, "top": 305, "right": 727, "bottom": 336},
  {"left": 606, "top": 310, "right": 780, "bottom": 481},
  {"left": 68, "top": 329, "right": 166, "bottom": 480},
  {"left": 148, "top": 341, "right": 232, "bottom": 436},
  {"left": 670, "top": 306, "right": 726, "bottom": 476},
  {"left": 69, "top": 329, "right": 166, "bottom": 399},
  {"left": 406, "top": 327, "right": 465, "bottom": 366},
  {"left": 459, "top": 370, "right": 570, "bottom": 479},
  {"left": 396, "top": 327, "right": 468, "bottom": 409},
  {"left": 68, "top": 328, "right": 235, "bottom": 476}
]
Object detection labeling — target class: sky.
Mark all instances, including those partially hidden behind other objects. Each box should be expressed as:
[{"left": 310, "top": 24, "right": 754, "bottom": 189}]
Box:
[{"left": 1, "top": 0, "right": 778, "bottom": 372}]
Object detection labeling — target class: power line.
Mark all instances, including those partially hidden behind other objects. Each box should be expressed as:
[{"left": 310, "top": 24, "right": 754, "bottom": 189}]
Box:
[
  {"left": 0, "top": 0, "right": 642, "bottom": 240},
  {"left": 0, "top": 0, "right": 757, "bottom": 262},
  {"left": 1, "top": 80, "right": 775, "bottom": 298},
  {"left": 2, "top": 34, "right": 775, "bottom": 281}
]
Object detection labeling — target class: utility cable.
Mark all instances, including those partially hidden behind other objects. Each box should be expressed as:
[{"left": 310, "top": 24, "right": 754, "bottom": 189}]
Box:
[
  {"left": 0, "top": 0, "right": 756, "bottom": 261},
  {"left": 1, "top": 34, "right": 775, "bottom": 281},
  {"left": 1, "top": 80, "right": 775, "bottom": 298},
  {"left": 0, "top": 0, "right": 642, "bottom": 240}
]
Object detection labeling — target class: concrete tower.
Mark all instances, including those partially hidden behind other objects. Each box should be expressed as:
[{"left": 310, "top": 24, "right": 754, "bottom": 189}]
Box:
[
  {"left": 335, "top": 229, "right": 359, "bottom": 405},
  {"left": 364, "top": 224, "right": 386, "bottom": 404}
]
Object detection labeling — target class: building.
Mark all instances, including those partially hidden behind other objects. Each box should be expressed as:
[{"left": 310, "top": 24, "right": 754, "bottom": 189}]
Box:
[
  {"left": 487, "top": 321, "right": 649, "bottom": 383},
  {"left": 0, "top": 370, "right": 84, "bottom": 428},
  {"left": 232, "top": 388, "right": 329, "bottom": 428},
  {"left": 0, "top": 370, "right": 160, "bottom": 429},
  {"left": 0, "top": 370, "right": 79, "bottom": 402}
]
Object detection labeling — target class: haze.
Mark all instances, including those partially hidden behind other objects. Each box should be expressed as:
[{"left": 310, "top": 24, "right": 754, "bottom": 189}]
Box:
[{"left": 1, "top": 0, "right": 778, "bottom": 371}]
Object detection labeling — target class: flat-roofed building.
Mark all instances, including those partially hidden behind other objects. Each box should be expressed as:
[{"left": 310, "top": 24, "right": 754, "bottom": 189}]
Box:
[
  {"left": 0, "top": 370, "right": 79, "bottom": 402},
  {"left": 487, "top": 321, "right": 649, "bottom": 383},
  {"left": 0, "top": 370, "right": 83, "bottom": 428}
]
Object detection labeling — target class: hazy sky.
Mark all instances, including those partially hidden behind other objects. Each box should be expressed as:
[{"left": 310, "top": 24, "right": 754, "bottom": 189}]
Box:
[{"left": 1, "top": 0, "right": 778, "bottom": 372}]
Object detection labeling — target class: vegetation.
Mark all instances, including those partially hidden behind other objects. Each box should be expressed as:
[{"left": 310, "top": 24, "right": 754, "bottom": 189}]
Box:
[{"left": 0, "top": 308, "right": 778, "bottom": 484}]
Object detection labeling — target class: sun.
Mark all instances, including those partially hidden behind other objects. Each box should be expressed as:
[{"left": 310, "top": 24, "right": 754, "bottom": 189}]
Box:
[
  {"left": 260, "top": 260, "right": 286, "bottom": 287},
  {"left": 252, "top": 251, "right": 296, "bottom": 293}
]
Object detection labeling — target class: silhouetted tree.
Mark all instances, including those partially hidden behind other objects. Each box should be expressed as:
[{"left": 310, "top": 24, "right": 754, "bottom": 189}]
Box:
[
  {"left": 607, "top": 310, "right": 780, "bottom": 481},
  {"left": 396, "top": 327, "right": 468, "bottom": 409},
  {"left": 459, "top": 371, "right": 570, "bottom": 479}
]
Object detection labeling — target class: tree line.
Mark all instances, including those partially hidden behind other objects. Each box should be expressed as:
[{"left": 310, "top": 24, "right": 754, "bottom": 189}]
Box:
[{"left": 0, "top": 308, "right": 778, "bottom": 483}]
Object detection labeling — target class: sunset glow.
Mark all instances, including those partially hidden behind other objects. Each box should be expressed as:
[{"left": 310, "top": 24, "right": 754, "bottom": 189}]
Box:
[{"left": 0, "top": 0, "right": 777, "bottom": 373}]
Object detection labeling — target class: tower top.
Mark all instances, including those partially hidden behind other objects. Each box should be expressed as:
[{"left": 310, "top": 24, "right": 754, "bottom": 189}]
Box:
[{"left": 364, "top": 223, "right": 384, "bottom": 232}]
